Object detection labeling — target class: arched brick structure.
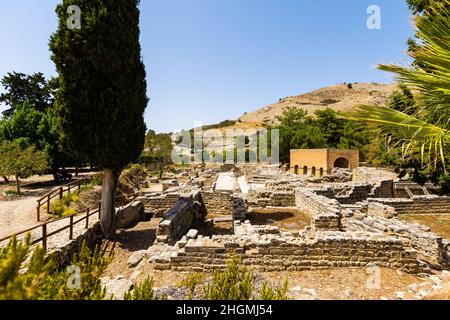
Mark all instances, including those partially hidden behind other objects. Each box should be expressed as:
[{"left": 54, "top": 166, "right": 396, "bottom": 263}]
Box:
[
  {"left": 290, "top": 149, "right": 359, "bottom": 176},
  {"left": 333, "top": 157, "right": 350, "bottom": 168}
]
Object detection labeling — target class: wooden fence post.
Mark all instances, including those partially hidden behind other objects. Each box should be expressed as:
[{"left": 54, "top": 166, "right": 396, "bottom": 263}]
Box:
[
  {"left": 47, "top": 195, "right": 50, "bottom": 214},
  {"left": 85, "top": 208, "right": 90, "bottom": 229},
  {"left": 59, "top": 187, "right": 63, "bottom": 199},
  {"left": 36, "top": 202, "right": 40, "bottom": 222},
  {"left": 42, "top": 224, "right": 47, "bottom": 251},
  {"left": 69, "top": 216, "right": 74, "bottom": 240}
]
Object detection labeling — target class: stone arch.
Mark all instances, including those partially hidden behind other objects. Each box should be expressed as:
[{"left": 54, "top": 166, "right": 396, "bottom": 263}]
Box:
[
  {"left": 294, "top": 165, "right": 299, "bottom": 175},
  {"left": 311, "top": 166, "right": 316, "bottom": 176},
  {"left": 319, "top": 168, "right": 324, "bottom": 177},
  {"left": 303, "top": 166, "right": 308, "bottom": 175},
  {"left": 334, "top": 157, "right": 350, "bottom": 169}
]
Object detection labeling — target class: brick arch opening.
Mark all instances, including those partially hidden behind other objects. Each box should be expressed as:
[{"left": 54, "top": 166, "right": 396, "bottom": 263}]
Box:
[{"left": 334, "top": 157, "right": 350, "bottom": 169}]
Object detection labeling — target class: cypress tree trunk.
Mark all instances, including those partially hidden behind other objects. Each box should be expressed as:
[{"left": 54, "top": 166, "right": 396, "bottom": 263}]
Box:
[{"left": 100, "top": 169, "right": 119, "bottom": 238}]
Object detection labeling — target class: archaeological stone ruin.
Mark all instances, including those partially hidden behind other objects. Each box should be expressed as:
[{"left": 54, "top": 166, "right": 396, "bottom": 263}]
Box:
[
  {"left": 43, "top": 162, "right": 450, "bottom": 291},
  {"left": 94, "top": 163, "right": 449, "bottom": 276}
]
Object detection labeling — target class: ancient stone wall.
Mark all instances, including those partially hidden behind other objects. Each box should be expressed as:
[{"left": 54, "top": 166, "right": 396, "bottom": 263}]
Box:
[
  {"left": 201, "top": 191, "right": 233, "bottom": 215},
  {"left": 156, "top": 191, "right": 207, "bottom": 245},
  {"left": 160, "top": 223, "right": 423, "bottom": 274},
  {"left": 368, "top": 196, "right": 450, "bottom": 215},
  {"left": 295, "top": 188, "right": 341, "bottom": 231},
  {"left": 53, "top": 222, "right": 104, "bottom": 269},
  {"left": 247, "top": 190, "right": 296, "bottom": 208},
  {"left": 373, "top": 180, "right": 395, "bottom": 198},
  {"left": 139, "top": 192, "right": 182, "bottom": 217},
  {"left": 345, "top": 214, "right": 449, "bottom": 267}
]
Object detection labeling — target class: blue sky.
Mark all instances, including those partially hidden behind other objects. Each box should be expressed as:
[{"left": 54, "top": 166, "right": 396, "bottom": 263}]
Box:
[{"left": 0, "top": 0, "right": 414, "bottom": 133}]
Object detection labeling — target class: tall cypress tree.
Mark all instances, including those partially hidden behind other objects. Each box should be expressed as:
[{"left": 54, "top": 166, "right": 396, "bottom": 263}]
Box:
[{"left": 50, "top": 0, "right": 148, "bottom": 237}]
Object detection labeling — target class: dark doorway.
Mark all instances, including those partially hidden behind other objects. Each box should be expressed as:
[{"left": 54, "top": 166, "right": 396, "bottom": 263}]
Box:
[{"left": 334, "top": 157, "right": 350, "bottom": 168}]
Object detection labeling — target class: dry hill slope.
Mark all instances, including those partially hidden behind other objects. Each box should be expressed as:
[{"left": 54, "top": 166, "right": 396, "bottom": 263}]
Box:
[{"left": 237, "top": 82, "right": 396, "bottom": 126}]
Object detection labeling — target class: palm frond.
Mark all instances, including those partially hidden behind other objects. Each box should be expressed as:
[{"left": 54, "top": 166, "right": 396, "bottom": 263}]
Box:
[{"left": 343, "top": 105, "right": 450, "bottom": 168}]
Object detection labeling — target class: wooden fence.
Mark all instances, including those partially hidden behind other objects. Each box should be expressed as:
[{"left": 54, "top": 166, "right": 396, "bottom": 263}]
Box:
[
  {"left": 36, "top": 176, "right": 93, "bottom": 222},
  {"left": 0, "top": 204, "right": 101, "bottom": 252},
  {"left": 1, "top": 185, "right": 142, "bottom": 253}
]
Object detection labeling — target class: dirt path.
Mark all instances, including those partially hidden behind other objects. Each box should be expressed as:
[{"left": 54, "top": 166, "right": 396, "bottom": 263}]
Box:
[
  {"left": 0, "top": 197, "right": 40, "bottom": 239},
  {"left": 0, "top": 173, "right": 97, "bottom": 240}
]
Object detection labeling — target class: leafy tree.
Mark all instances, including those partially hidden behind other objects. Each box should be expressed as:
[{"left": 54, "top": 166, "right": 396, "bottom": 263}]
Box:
[
  {"left": 0, "top": 83, "right": 75, "bottom": 172},
  {"left": 407, "top": 0, "right": 441, "bottom": 13},
  {"left": 142, "top": 130, "right": 173, "bottom": 164},
  {"left": 0, "top": 102, "right": 44, "bottom": 146},
  {"left": 387, "top": 84, "right": 416, "bottom": 115},
  {"left": 0, "top": 140, "right": 48, "bottom": 194},
  {"left": 276, "top": 107, "right": 369, "bottom": 163},
  {"left": 346, "top": 1, "right": 450, "bottom": 192},
  {"left": 50, "top": 0, "right": 148, "bottom": 237},
  {"left": 0, "top": 72, "right": 55, "bottom": 117}
]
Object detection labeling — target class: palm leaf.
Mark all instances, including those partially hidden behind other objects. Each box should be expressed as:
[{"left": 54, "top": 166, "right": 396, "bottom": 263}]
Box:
[{"left": 343, "top": 105, "right": 450, "bottom": 168}]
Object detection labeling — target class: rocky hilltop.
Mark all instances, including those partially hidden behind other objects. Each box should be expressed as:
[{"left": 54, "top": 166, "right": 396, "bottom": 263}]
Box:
[{"left": 237, "top": 82, "right": 396, "bottom": 127}]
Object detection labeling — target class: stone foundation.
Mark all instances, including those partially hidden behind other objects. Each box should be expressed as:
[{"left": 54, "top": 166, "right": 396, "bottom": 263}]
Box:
[
  {"left": 161, "top": 223, "right": 424, "bottom": 274},
  {"left": 156, "top": 190, "right": 207, "bottom": 245},
  {"left": 295, "top": 188, "right": 341, "bottom": 231},
  {"left": 200, "top": 191, "right": 233, "bottom": 215},
  {"left": 345, "top": 214, "right": 449, "bottom": 267},
  {"left": 368, "top": 196, "right": 450, "bottom": 215},
  {"left": 139, "top": 192, "right": 182, "bottom": 217}
]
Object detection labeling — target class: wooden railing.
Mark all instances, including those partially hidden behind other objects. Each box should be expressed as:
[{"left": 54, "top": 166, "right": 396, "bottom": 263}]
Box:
[
  {"left": 36, "top": 176, "right": 93, "bottom": 221},
  {"left": 0, "top": 204, "right": 101, "bottom": 252}
]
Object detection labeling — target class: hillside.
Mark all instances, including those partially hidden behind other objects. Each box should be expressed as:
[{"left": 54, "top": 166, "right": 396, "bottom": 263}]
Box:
[
  {"left": 195, "top": 82, "right": 397, "bottom": 151},
  {"left": 237, "top": 82, "right": 396, "bottom": 127}
]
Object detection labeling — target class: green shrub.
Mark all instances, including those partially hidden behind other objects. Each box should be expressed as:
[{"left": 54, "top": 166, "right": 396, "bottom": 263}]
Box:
[
  {"left": 202, "top": 257, "right": 290, "bottom": 300},
  {"left": 38, "top": 241, "right": 112, "bottom": 300},
  {"left": 179, "top": 272, "right": 206, "bottom": 300},
  {"left": 0, "top": 236, "right": 53, "bottom": 300},
  {"left": 0, "top": 237, "right": 111, "bottom": 300},
  {"left": 259, "top": 278, "right": 289, "bottom": 300},
  {"left": 204, "top": 257, "right": 254, "bottom": 300},
  {"left": 124, "top": 277, "right": 166, "bottom": 300},
  {"left": 3, "top": 190, "right": 18, "bottom": 196},
  {"left": 50, "top": 193, "right": 79, "bottom": 216}
]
